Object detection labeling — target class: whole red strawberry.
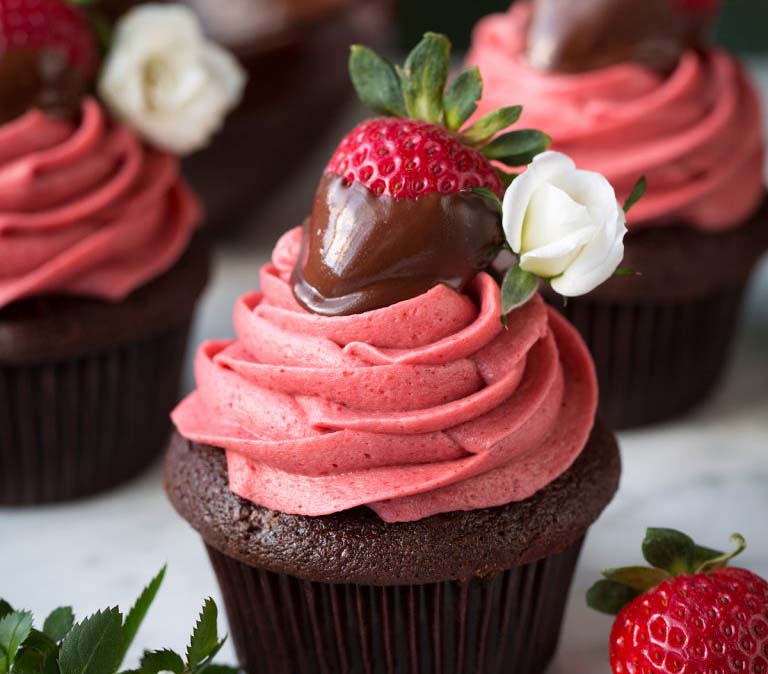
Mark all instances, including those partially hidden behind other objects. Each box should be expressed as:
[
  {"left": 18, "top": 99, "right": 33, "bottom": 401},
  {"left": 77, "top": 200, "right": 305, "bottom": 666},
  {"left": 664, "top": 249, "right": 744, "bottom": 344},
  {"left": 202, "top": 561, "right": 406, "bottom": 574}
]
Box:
[
  {"left": 0, "top": 0, "right": 97, "bottom": 75},
  {"left": 588, "top": 529, "right": 768, "bottom": 674},
  {"left": 293, "top": 32, "right": 551, "bottom": 316}
]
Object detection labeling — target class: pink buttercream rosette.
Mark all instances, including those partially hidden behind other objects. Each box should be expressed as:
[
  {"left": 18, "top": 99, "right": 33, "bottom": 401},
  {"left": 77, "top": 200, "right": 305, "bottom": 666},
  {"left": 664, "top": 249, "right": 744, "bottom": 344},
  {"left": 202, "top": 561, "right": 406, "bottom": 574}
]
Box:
[{"left": 172, "top": 228, "right": 599, "bottom": 523}]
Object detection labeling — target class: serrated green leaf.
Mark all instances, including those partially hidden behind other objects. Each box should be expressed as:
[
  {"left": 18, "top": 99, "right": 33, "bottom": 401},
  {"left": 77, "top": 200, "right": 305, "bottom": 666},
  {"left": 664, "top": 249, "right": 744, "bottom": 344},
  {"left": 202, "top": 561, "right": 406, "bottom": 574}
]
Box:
[
  {"left": 13, "top": 630, "right": 59, "bottom": 674},
  {"left": 461, "top": 106, "right": 522, "bottom": 146},
  {"left": 601, "top": 566, "right": 670, "bottom": 592},
  {"left": 500, "top": 264, "right": 538, "bottom": 325},
  {"left": 185, "top": 600, "right": 218, "bottom": 670},
  {"left": 642, "top": 528, "right": 696, "bottom": 575},
  {"left": 140, "top": 649, "right": 184, "bottom": 674},
  {"left": 0, "top": 611, "right": 33, "bottom": 668},
  {"left": 623, "top": 175, "right": 647, "bottom": 213},
  {"left": 586, "top": 579, "right": 641, "bottom": 616},
  {"left": 482, "top": 129, "right": 551, "bottom": 166},
  {"left": 189, "top": 638, "right": 226, "bottom": 674},
  {"left": 59, "top": 608, "right": 122, "bottom": 674},
  {"left": 399, "top": 32, "right": 450, "bottom": 123},
  {"left": 349, "top": 45, "right": 405, "bottom": 117},
  {"left": 118, "top": 567, "right": 166, "bottom": 666},
  {"left": 443, "top": 67, "right": 482, "bottom": 131},
  {"left": 470, "top": 187, "right": 502, "bottom": 214},
  {"left": 44, "top": 608, "right": 75, "bottom": 643}
]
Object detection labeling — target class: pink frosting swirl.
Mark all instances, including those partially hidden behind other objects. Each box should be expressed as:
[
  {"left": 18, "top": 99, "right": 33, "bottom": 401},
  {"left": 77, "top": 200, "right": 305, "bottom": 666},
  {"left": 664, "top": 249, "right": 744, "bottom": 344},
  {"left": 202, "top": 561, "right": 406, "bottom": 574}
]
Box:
[
  {"left": 466, "top": 2, "right": 765, "bottom": 231},
  {"left": 172, "top": 228, "right": 598, "bottom": 523},
  {"left": 0, "top": 99, "right": 200, "bottom": 309}
]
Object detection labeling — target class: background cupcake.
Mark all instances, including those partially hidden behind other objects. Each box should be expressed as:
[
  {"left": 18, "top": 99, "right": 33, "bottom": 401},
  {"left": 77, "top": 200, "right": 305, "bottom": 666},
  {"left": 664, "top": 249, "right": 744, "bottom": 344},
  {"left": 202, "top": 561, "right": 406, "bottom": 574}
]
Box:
[
  {"left": 467, "top": 0, "right": 768, "bottom": 429},
  {"left": 0, "top": 1, "right": 244, "bottom": 505},
  {"left": 166, "top": 35, "right": 624, "bottom": 674}
]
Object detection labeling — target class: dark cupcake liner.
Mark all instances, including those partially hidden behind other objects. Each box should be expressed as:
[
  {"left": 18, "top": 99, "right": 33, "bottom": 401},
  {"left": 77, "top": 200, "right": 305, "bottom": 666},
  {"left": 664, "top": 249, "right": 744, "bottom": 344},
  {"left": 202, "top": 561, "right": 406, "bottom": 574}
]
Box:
[
  {"left": 0, "top": 319, "right": 193, "bottom": 505},
  {"left": 556, "top": 282, "right": 746, "bottom": 429},
  {"left": 207, "top": 537, "right": 584, "bottom": 674}
]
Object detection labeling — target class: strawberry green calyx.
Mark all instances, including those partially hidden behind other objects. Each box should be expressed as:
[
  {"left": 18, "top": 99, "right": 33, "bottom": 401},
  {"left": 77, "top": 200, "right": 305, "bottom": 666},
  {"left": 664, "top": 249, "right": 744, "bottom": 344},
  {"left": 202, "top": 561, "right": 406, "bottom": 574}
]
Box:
[
  {"left": 348, "top": 33, "right": 551, "bottom": 184},
  {"left": 587, "top": 528, "right": 747, "bottom": 616}
]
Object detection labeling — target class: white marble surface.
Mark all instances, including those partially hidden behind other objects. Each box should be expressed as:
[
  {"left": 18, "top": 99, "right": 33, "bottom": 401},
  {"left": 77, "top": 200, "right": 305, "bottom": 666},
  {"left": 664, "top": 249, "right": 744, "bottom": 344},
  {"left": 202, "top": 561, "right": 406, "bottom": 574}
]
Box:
[{"left": 2, "top": 60, "right": 768, "bottom": 674}]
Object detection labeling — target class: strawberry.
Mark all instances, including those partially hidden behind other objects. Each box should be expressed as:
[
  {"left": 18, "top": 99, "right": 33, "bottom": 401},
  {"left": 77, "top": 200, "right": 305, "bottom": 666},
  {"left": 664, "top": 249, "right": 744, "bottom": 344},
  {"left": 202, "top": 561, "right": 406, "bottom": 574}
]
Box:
[
  {"left": 0, "top": 0, "right": 98, "bottom": 75},
  {"left": 331, "top": 32, "right": 551, "bottom": 200},
  {"left": 588, "top": 529, "right": 768, "bottom": 674}
]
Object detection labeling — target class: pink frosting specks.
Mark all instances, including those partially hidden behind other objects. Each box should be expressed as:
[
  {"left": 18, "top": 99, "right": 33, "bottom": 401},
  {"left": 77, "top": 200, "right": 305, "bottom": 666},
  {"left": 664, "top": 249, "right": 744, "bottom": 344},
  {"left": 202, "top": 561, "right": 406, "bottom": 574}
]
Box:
[
  {"left": 466, "top": 2, "right": 765, "bottom": 231},
  {"left": 172, "top": 227, "right": 598, "bottom": 522},
  {"left": 0, "top": 98, "right": 199, "bottom": 309}
]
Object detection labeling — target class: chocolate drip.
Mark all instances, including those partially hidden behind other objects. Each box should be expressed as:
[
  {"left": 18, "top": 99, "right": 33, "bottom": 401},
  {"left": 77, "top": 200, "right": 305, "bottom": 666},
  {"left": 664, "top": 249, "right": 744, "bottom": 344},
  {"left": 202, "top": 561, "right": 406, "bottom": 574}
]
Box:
[
  {"left": 526, "top": 0, "right": 717, "bottom": 73},
  {"left": 292, "top": 173, "right": 503, "bottom": 316},
  {"left": 0, "top": 48, "right": 87, "bottom": 124}
]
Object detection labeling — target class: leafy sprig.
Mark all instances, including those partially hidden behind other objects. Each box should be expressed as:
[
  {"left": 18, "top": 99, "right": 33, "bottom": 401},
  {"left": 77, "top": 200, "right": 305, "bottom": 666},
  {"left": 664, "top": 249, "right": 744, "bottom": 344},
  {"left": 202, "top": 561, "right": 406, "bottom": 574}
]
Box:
[{"left": 0, "top": 569, "right": 236, "bottom": 674}]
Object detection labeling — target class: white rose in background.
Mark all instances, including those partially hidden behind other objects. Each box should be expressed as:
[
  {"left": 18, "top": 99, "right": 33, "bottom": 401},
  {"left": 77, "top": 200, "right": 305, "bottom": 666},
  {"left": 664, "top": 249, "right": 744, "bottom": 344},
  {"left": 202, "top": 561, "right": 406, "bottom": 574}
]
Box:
[
  {"left": 99, "top": 4, "right": 247, "bottom": 156},
  {"left": 502, "top": 151, "right": 629, "bottom": 297}
]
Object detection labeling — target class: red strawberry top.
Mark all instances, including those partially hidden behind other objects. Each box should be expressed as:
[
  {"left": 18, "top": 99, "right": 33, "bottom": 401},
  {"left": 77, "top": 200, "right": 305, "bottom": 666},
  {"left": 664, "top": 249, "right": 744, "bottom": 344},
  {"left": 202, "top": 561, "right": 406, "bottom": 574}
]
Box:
[
  {"left": 328, "top": 117, "right": 504, "bottom": 200},
  {"left": 292, "top": 32, "right": 550, "bottom": 316},
  {"left": 0, "top": 0, "right": 97, "bottom": 123},
  {"left": 589, "top": 529, "right": 768, "bottom": 674}
]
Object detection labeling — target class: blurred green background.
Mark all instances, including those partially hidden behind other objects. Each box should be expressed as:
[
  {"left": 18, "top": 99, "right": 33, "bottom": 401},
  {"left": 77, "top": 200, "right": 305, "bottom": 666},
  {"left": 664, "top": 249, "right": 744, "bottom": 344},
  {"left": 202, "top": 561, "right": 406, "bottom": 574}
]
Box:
[{"left": 399, "top": 0, "right": 768, "bottom": 53}]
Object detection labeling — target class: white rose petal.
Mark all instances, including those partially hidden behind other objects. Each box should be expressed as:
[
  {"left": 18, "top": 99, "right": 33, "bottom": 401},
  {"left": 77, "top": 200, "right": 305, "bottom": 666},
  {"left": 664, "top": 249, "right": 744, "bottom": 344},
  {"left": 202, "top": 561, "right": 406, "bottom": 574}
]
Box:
[
  {"left": 98, "top": 3, "right": 247, "bottom": 156},
  {"left": 502, "top": 151, "right": 628, "bottom": 297}
]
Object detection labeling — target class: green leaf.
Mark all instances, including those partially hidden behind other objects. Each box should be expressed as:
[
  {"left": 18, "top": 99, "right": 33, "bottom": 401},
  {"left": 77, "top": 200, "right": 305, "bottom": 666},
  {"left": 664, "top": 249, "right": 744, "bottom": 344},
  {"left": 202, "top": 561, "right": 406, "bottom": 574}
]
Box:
[
  {"left": 497, "top": 170, "right": 518, "bottom": 190},
  {"left": 623, "top": 175, "right": 647, "bottom": 213},
  {"left": 696, "top": 534, "right": 747, "bottom": 574},
  {"left": 501, "top": 264, "right": 538, "bottom": 320},
  {"left": 0, "top": 603, "right": 12, "bottom": 621},
  {"left": 586, "top": 579, "right": 641, "bottom": 616},
  {"left": 443, "top": 67, "right": 482, "bottom": 131},
  {"left": 0, "top": 611, "right": 33, "bottom": 668},
  {"left": 185, "top": 600, "right": 218, "bottom": 670},
  {"left": 461, "top": 106, "right": 522, "bottom": 146},
  {"left": 482, "top": 129, "right": 551, "bottom": 166},
  {"left": 348, "top": 45, "right": 405, "bottom": 117},
  {"left": 14, "top": 630, "right": 59, "bottom": 674},
  {"left": 613, "top": 267, "right": 640, "bottom": 277},
  {"left": 44, "top": 608, "right": 75, "bottom": 643},
  {"left": 118, "top": 567, "right": 166, "bottom": 667},
  {"left": 602, "top": 567, "right": 670, "bottom": 592},
  {"left": 59, "top": 608, "right": 122, "bottom": 674},
  {"left": 188, "top": 639, "right": 226, "bottom": 674},
  {"left": 642, "top": 528, "right": 696, "bottom": 575},
  {"left": 470, "top": 187, "right": 502, "bottom": 214},
  {"left": 398, "top": 32, "right": 450, "bottom": 123},
  {"left": 139, "top": 650, "right": 184, "bottom": 674}
]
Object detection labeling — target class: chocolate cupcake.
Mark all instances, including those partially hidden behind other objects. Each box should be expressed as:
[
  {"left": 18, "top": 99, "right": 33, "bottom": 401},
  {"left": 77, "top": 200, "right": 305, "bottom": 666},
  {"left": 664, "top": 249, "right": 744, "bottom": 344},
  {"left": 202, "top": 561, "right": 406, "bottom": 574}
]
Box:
[
  {"left": 467, "top": 0, "right": 768, "bottom": 428},
  {"left": 0, "top": 2, "right": 244, "bottom": 504},
  {"left": 166, "top": 34, "right": 623, "bottom": 674}
]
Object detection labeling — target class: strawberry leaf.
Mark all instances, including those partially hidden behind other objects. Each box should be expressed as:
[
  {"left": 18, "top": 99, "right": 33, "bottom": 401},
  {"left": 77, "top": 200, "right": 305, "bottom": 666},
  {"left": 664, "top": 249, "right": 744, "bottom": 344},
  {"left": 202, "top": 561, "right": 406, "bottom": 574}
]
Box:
[
  {"left": 139, "top": 649, "right": 184, "bottom": 674},
  {"left": 43, "top": 608, "right": 75, "bottom": 643},
  {"left": 185, "top": 600, "right": 218, "bottom": 670},
  {"left": 482, "top": 129, "right": 551, "bottom": 166},
  {"left": 623, "top": 176, "right": 647, "bottom": 213},
  {"left": 13, "top": 630, "right": 59, "bottom": 674},
  {"left": 59, "top": 608, "right": 122, "bottom": 674},
  {"left": 602, "top": 566, "right": 670, "bottom": 592},
  {"left": 501, "top": 264, "right": 538, "bottom": 319},
  {"left": 696, "top": 533, "right": 746, "bottom": 574},
  {"left": 398, "top": 32, "right": 450, "bottom": 123},
  {"left": 349, "top": 45, "right": 405, "bottom": 117},
  {"left": 118, "top": 567, "right": 166, "bottom": 666},
  {"left": 462, "top": 106, "right": 522, "bottom": 146},
  {"left": 586, "top": 580, "right": 641, "bottom": 616},
  {"left": 470, "top": 187, "right": 502, "bottom": 214},
  {"left": 443, "top": 67, "right": 482, "bottom": 132},
  {"left": 0, "top": 603, "right": 12, "bottom": 621},
  {"left": 0, "top": 611, "right": 33, "bottom": 670},
  {"left": 642, "top": 528, "right": 696, "bottom": 575}
]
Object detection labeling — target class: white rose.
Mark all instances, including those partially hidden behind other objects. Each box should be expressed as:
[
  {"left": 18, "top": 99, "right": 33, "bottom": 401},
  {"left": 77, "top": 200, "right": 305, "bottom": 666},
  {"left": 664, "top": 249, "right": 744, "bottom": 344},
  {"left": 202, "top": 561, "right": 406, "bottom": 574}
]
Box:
[
  {"left": 99, "top": 4, "right": 247, "bottom": 155},
  {"left": 502, "top": 151, "right": 628, "bottom": 297}
]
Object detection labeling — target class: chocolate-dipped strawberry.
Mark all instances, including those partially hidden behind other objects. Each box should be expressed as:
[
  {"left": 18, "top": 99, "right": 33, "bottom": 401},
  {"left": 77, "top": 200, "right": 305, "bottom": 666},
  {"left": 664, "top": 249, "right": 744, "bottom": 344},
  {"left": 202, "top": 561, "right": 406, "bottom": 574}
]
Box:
[
  {"left": 292, "top": 33, "right": 550, "bottom": 316},
  {"left": 526, "top": 0, "right": 719, "bottom": 73},
  {"left": 0, "top": 0, "right": 98, "bottom": 123}
]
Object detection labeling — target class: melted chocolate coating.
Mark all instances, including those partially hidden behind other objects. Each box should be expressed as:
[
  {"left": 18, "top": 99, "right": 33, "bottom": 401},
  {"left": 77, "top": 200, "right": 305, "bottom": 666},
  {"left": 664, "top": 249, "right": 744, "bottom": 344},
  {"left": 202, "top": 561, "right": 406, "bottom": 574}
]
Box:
[
  {"left": 292, "top": 173, "right": 503, "bottom": 316},
  {"left": 0, "top": 48, "right": 87, "bottom": 124},
  {"left": 526, "top": 0, "right": 716, "bottom": 73}
]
